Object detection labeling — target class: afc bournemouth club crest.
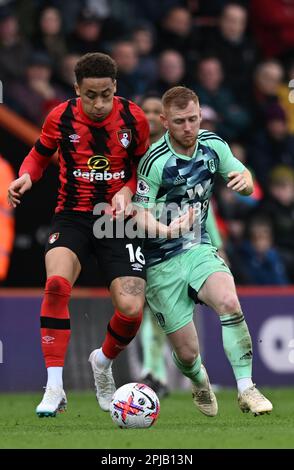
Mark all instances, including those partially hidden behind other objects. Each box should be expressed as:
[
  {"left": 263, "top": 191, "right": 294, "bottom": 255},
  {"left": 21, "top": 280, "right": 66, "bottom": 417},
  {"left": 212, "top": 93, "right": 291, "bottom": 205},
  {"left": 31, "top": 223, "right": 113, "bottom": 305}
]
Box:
[
  {"left": 48, "top": 232, "right": 60, "bottom": 244},
  {"left": 117, "top": 129, "right": 132, "bottom": 148}
]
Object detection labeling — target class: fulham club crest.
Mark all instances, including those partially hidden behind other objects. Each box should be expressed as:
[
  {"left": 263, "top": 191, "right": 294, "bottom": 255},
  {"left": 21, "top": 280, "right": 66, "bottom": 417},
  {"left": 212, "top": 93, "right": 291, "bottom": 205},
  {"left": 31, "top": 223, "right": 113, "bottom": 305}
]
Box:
[
  {"left": 48, "top": 232, "right": 60, "bottom": 244},
  {"left": 118, "top": 129, "right": 132, "bottom": 148}
]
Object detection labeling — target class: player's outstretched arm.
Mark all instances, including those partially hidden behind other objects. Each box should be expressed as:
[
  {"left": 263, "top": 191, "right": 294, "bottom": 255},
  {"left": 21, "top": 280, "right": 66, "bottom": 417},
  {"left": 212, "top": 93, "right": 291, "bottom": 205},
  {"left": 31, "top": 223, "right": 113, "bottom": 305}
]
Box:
[
  {"left": 134, "top": 206, "right": 196, "bottom": 239},
  {"left": 227, "top": 168, "right": 253, "bottom": 196},
  {"left": 8, "top": 173, "right": 32, "bottom": 208},
  {"left": 11, "top": 106, "right": 61, "bottom": 208}
]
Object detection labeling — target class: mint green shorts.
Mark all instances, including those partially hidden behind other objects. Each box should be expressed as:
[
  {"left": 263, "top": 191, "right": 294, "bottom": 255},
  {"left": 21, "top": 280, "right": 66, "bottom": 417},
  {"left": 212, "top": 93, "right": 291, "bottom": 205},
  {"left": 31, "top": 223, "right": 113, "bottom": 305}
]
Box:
[{"left": 145, "top": 244, "right": 232, "bottom": 334}]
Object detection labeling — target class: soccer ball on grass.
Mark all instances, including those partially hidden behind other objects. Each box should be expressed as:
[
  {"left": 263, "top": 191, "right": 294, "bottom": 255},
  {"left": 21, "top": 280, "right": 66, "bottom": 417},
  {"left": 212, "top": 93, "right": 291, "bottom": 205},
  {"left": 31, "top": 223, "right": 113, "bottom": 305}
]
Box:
[{"left": 110, "top": 382, "right": 160, "bottom": 429}]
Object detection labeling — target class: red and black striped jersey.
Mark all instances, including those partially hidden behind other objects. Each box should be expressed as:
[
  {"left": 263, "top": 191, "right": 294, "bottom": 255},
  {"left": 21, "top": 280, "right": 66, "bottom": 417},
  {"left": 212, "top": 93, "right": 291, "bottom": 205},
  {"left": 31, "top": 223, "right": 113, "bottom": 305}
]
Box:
[{"left": 19, "top": 96, "right": 149, "bottom": 212}]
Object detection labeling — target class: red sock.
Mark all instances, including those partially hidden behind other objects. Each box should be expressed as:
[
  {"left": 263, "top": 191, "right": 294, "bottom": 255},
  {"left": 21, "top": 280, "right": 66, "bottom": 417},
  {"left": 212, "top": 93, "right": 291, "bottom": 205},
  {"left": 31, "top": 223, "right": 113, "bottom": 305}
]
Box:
[
  {"left": 40, "top": 275, "right": 71, "bottom": 368},
  {"left": 102, "top": 309, "right": 142, "bottom": 359}
]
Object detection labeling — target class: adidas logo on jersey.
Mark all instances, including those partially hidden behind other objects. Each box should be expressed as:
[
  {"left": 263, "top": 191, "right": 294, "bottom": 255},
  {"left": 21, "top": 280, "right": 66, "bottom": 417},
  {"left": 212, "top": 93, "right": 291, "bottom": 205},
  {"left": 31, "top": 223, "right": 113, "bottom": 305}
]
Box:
[{"left": 174, "top": 175, "right": 186, "bottom": 186}]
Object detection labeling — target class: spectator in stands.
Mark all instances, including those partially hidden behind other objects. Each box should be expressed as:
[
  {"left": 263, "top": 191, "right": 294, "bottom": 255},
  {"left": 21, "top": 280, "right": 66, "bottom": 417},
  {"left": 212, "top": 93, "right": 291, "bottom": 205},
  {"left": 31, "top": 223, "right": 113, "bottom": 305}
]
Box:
[
  {"left": 67, "top": 8, "right": 105, "bottom": 55},
  {"left": 31, "top": 6, "right": 67, "bottom": 74},
  {"left": 140, "top": 95, "right": 164, "bottom": 144},
  {"left": 255, "top": 165, "right": 294, "bottom": 282},
  {"left": 6, "top": 52, "right": 66, "bottom": 125},
  {"left": 126, "top": 0, "right": 181, "bottom": 25},
  {"left": 0, "top": 8, "right": 31, "bottom": 82},
  {"left": 200, "top": 105, "right": 219, "bottom": 132},
  {"left": 235, "top": 217, "right": 289, "bottom": 285},
  {"left": 215, "top": 141, "right": 263, "bottom": 282},
  {"left": 231, "top": 141, "right": 263, "bottom": 204},
  {"left": 111, "top": 40, "right": 150, "bottom": 101},
  {"left": 248, "top": 104, "right": 294, "bottom": 189},
  {"left": 250, "top": 0, "right": 294, "bottom": 61},
  {"left": 201, "top": 3, "right": 259, "bottom": 104},
  {"left": 0, "top": 155, "right": 15, "bottom": 284},
  {"left": 132, "top": 23, "right": 157, "bottom": 85},
  {"left": 251, "top": 60, "right": 285, "bottom": 130},
  {"left": 216, "top": 175, "right": 258, "bottom": 226},
  {"left": 184, "top": 0, "right": 240, "bottom": 18},
  {"left": 156, "top": 6, "right": 199, "bottom": 66},
  {"left": 193, "top": 56, "right": 250, "bottom": 140},
  {"left": 224, "top": 217, "right": 247, "bottom": 284},
  {"left": 55, "top": 53, "right": 80, "bottom": 98},
  {"left": 278, "top": 60, "right": 294, "bottom": 134},
  {"left": 148, "top": 49, "right": 186, "bottom": 96},
  {"left": 85, "top": 1, "right": 127, "bottom": 44}
]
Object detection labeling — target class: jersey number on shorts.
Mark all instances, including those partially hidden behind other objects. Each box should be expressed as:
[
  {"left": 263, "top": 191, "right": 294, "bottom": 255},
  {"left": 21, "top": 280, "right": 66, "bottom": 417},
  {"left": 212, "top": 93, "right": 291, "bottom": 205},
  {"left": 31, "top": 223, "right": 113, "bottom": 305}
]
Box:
[{"left": 126, "top": 244, "right": 145, "bottom": 265}]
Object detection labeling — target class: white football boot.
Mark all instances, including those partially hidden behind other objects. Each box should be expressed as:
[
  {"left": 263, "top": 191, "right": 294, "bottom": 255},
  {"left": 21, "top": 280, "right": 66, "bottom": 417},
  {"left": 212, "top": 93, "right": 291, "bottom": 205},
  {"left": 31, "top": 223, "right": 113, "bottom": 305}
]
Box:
[
  {"left": 36, "top": 386, "right": 67, "bottom": 417},
  {"left": 191, "top": 365, "right": 218, "bottom": 417},
  {"left": 88, "top": 348, "right": 116, "bottom": 412},
  {"left": 238, "top": 385, "right": 273, "bottom": 416}
]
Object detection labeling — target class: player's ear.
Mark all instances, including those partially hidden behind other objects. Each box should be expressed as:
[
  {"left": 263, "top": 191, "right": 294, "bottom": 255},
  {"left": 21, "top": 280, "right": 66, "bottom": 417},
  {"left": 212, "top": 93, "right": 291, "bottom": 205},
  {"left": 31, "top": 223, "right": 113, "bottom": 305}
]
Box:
[
  {"left": 113, "top": 79, "right": 117, "bottom": 94},
  {"left": 74, "top": 82, "right": 80, "bottom": 96},
  {"left": 199, "top": 107, "right": 202, "bottom": 124},
  {"left": 160, "top": 113, "right": 168, "bottom": 130}
]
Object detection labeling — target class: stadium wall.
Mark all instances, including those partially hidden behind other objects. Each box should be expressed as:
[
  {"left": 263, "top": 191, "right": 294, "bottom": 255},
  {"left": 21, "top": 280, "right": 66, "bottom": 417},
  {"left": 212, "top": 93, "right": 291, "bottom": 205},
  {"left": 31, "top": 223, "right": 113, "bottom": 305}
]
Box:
[{"left": 0, "top": 288, "right": 294, "bottom": 392}]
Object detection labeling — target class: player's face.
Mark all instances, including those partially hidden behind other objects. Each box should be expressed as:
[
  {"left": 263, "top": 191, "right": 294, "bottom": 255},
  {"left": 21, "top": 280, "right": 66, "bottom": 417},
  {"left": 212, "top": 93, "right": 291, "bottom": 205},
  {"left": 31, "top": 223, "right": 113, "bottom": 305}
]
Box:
[
  {"left": 141, "top": 98, "right": 164, "bottom": 139},
  {"left": 75, "top": 77, "right": 117, "bottom": 121},
  {"left": 162, "top": 100, "right": 201, "bottom": 150}
]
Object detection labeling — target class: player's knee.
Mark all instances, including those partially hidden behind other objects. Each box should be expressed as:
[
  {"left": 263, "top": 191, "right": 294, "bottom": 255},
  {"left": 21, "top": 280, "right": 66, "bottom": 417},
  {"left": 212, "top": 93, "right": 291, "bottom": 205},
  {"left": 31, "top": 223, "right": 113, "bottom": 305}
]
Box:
[
  {"left": 117, "top": 298, "right": 143, "bottom": 318},
  {"left": 45, "top": 275, "right": 71, "bottom": 296},
  {"left": 218, "top": 293, "right": 240, "bottom": 314},
  {"left": 42, "top": 275, "right": 71, "bottom": 317},
  {"left": 177, "top": 347, "right": 198, "bottom": 366}
]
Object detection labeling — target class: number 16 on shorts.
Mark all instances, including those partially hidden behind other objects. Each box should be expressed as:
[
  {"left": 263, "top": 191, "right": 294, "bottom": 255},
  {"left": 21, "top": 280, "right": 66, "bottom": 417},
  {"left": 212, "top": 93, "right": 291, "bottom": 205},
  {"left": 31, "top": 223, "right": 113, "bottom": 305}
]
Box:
[{"left": 126, "top": 244, "right": 145, "bottom": 272}]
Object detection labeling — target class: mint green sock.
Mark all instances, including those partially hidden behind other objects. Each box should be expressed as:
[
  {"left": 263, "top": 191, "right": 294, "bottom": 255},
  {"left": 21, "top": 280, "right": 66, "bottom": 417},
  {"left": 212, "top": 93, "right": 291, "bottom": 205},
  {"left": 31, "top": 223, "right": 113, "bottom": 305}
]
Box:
[
  {"left": 151, "top": 316, "right": 167, "bottom": 384},
  {"left": 141, "top": 311, "right": 167, "bottom": 383},
  {"left": 172, "top": 352, "right": 206, "bottom": 386},
  {"left": 220, "top": 312, "right": 253, "bottom": 380}
]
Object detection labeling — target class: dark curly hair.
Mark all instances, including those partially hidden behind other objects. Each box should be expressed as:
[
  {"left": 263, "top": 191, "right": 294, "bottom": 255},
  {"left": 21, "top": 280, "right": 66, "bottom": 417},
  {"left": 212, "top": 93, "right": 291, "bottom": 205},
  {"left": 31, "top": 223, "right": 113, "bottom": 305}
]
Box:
[{"left": 74, "top": 52, "right": 117, "bottom": 84}]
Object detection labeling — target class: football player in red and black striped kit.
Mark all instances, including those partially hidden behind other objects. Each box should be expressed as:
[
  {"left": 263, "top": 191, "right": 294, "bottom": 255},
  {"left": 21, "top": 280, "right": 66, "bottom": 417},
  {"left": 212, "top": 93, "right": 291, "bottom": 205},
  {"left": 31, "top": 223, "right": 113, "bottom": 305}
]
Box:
[{"left": 8, "top": 53, "right": 150, "bottom": 417}]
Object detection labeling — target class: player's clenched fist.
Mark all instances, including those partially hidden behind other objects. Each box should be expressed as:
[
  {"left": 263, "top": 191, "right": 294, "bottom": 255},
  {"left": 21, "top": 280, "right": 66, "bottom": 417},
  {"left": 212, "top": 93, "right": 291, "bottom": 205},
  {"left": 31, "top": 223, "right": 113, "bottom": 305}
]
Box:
[{"left": 8, "top": 173, "right": 32, "bottom": 208}]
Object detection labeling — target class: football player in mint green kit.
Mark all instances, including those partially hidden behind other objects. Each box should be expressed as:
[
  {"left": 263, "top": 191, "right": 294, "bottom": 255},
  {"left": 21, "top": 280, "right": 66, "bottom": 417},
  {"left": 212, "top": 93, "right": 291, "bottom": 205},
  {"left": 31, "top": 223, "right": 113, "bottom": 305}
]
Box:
[
  {"left": 133, "top": 86, "right": 273, "bottom": 417},
  {"left": 139, "top": 96, "right": 225, "bottom": 398}
]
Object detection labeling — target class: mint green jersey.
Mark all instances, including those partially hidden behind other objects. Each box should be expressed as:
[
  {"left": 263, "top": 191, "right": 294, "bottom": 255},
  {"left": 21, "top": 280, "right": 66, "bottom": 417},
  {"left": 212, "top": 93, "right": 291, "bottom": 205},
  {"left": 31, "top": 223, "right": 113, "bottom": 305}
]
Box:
[{"left": 133, "top": 129, "right": 245, "bottom": 267}]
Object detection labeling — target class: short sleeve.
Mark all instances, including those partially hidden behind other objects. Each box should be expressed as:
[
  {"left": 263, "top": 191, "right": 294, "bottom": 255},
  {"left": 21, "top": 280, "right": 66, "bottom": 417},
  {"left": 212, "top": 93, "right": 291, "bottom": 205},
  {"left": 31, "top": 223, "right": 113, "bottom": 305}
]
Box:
[
  {"left": 38, "top": 107, "right": 60, "bottom": 151},
  {"left": 207, "top": 138, "right": 246, "bottom": 180},
  {"left": 132, "top": 151, "right": 162, "bottom": 208}
]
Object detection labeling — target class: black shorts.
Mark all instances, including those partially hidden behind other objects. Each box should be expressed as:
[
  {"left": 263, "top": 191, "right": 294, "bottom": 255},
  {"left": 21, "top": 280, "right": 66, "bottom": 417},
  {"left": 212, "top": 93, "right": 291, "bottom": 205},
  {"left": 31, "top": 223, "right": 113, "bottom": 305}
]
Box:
[{"left": 45, "top": 211, "right": 146, "bottom": 286}]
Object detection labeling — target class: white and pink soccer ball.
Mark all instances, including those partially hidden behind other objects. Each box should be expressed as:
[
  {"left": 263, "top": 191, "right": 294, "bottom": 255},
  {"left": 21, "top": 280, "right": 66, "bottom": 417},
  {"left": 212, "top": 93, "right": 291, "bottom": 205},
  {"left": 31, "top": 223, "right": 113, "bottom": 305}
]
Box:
[{"left": 110, "top": 382, "right": 160, "bottom": 429}]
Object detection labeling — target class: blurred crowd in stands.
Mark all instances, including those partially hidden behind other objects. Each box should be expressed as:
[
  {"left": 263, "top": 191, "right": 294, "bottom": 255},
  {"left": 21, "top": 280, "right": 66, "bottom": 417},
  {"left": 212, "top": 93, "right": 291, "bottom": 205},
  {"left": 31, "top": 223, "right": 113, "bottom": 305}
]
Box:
[{"left": 0, "top": 0, "right": 294, "bottom": 286}]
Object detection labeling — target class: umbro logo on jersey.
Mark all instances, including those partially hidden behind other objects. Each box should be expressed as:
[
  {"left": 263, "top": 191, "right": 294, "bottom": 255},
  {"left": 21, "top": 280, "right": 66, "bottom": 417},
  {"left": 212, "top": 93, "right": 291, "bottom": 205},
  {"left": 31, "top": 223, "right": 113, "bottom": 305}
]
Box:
[
  {"left": 69, "top": 133, "right": 80, "bottom": 143},
  {"left": 174, "top": 175, "right": 186, "bottom": 186}
]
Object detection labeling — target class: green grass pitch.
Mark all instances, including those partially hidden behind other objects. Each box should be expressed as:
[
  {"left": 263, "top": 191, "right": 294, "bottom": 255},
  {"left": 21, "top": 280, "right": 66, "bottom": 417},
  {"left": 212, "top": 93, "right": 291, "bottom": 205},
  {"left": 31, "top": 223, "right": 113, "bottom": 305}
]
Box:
[{"left": 0, "top": 388, "right": 293, "bottom": 449}]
